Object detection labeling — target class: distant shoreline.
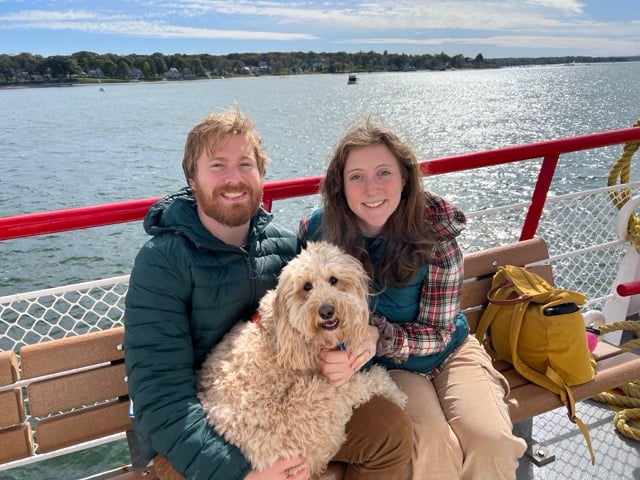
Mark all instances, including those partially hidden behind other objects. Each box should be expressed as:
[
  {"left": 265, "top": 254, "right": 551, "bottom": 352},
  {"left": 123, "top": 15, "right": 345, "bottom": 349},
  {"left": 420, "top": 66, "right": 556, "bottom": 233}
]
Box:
[
  {"left": 2, "top": 50, "right": 639, "bottom": 91},
  {"left": 0, "top": 77, "right": 169, "bottom": 89},
  {"left": 2, "top": 57, "right": 639, "bottom": 90}
]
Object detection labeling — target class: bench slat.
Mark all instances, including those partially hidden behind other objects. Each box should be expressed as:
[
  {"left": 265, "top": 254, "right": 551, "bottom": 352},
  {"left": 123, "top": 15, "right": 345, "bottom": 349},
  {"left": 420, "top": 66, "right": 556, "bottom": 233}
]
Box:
[
  {"left": 106, "top": 466, "right": 159, "bottom": 480},
  {"left": 0, "top": 391, "right": 24, "bottom": 428},
  {"left": 0, "top": 351, "right": 19, "bottom": 386},
  {"left": 20, "top": 327, "right": 124, "bottom": 379},
  {"left": 35, "top": 399, "right": 131, "bottom": 453},
  {"left": 0, "top": 424, "right": 33, "bottom": 463},
  {"left": 508, "top": 350, "right": 640, "bottom": 423},
  {"left": 27, "top": 363, "right": 127, "bottom": 417},
  {"left": 462, "top": 238, "right": 554, "bottom": 334},
  {"left": 591, "top": 340, "right": 625, "bottom": 361},
  {"left": 0, "top": 351, "right": 24, "bottom": 429},
  {"left": 460, "top": 277, "right": 494, "bottom": 311},
  {"left": 463, "top": 237, "right": 550, "bottom": 278},
  {"left": 462, "top": 310, "right": 483, "bottom": 334},
  {"left": 461, "top": 266, "right": 552, "bottom": 309}
]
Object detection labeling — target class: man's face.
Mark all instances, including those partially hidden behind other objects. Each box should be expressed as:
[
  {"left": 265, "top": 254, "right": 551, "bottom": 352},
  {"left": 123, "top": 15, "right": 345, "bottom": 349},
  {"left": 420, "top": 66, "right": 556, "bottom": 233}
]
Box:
[{"left": 188, "top": 134, "right": 263, "bottom": 228}]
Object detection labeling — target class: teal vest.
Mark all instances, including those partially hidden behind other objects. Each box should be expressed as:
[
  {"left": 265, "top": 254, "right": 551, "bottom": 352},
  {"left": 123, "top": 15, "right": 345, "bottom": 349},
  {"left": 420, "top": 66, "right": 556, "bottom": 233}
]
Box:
[
  {"left": 302, "top": 208, "right": 469, "bottom": 373},
  {"left": 368, "top": 245, "right": 468, "bottom": 372}
]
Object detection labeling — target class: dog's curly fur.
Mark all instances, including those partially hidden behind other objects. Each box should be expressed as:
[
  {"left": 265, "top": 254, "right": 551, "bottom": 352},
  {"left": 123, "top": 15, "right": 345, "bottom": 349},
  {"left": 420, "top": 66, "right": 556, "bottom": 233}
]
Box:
[{"left": 197, "top": 241, "right": 406, "bottom": 477}]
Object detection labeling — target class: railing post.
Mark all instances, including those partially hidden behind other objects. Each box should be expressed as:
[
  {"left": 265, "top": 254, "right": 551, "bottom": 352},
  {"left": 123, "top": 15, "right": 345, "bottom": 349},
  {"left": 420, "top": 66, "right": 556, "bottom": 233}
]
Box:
[{"left": 520, "top": 154, "right": 559, "bottom": 241}]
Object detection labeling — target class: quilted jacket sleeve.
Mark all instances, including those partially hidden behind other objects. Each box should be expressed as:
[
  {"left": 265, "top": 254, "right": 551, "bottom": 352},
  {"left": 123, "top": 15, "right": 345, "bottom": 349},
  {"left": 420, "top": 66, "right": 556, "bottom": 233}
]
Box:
[{"left": 124, "top": 241, "right": 252, "bottom": 480}]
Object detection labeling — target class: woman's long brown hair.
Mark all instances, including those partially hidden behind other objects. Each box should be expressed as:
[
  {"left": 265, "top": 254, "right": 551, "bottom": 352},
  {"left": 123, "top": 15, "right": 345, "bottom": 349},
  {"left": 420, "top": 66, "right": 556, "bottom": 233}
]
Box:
[{"left": 321, "top": 116, "right": 437, "bottom": 288}]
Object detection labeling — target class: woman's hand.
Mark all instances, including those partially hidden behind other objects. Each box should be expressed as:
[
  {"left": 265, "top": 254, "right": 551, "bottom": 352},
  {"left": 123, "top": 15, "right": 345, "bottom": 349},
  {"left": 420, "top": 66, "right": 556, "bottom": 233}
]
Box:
[
  {"left": 319, "top": 325, "right": 379, "bottom": 387},
  {"left": 245, "top": 455, "right": 310, "bottom": 480}
]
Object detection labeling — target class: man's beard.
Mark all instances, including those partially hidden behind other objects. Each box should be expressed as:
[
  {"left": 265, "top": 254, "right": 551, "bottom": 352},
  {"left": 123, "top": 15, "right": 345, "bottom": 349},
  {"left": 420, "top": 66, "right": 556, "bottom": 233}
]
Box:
[{"left": 194, "top": 183, "right": 262, "bottom": 227}]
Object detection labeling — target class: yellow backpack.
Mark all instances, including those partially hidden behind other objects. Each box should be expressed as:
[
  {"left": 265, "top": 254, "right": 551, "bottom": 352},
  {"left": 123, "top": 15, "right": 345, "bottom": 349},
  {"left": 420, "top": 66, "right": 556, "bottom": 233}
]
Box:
[{"left": 475, "top": 265, "right": 596, "bottom": 464}]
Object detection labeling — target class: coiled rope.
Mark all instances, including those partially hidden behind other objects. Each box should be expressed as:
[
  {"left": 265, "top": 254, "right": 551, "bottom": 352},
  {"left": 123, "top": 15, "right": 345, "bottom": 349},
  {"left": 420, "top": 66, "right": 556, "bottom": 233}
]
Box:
[
  {"left": 596, "top": 124, "right": 640, "bottom": 440},
  {"left": 592, "top": 321, "right": 640, "bottom": 441},
  {"left": 607, "top": 119, "right": 640, "bottom": 251}
]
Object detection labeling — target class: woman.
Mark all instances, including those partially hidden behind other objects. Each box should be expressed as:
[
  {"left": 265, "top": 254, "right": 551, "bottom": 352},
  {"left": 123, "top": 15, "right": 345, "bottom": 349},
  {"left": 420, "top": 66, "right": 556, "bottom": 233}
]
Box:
[{"left": 298, "top": 116, "right": 526, "bottom": 480}]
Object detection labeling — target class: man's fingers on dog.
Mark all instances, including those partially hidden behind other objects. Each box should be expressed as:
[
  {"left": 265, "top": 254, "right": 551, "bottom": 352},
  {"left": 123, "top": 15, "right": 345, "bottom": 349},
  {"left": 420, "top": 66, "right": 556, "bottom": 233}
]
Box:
[
  {"left": 319, "top": 348, "right": 348, "bottom": 364},
  {"left": 349, "top": 347, "right": 372, "bottom": 371},
  {"left": 286, "top": 465, "right": 310, "bottom": 480},
  {"left": 283, "top": 457, "right": 310, "bottom": 479},
  {"left": 280, "top": 456, "right": 308, "bottom": 476}
]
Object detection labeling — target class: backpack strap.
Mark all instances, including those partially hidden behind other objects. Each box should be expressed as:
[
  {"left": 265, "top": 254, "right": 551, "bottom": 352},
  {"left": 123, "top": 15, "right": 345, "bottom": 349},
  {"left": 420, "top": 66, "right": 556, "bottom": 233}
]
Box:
[
  {"left": 475, "top": 275, "right": 529, "bottom": 353},
  {"left": 508, "top": 304, "right": 596, "bottom": 465},
  {"left": 486, "top": 277, "right": 533, "bottom": 305},
  {"left": 475, "top": 300, "right": 500, "bottom": 357}
]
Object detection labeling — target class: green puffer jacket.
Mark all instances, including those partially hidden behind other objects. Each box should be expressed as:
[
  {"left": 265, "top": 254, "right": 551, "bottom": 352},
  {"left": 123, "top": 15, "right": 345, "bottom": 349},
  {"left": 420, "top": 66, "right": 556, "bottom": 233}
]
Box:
[{"left": 124, "top": 187, "right": 298, "bottom": 480}]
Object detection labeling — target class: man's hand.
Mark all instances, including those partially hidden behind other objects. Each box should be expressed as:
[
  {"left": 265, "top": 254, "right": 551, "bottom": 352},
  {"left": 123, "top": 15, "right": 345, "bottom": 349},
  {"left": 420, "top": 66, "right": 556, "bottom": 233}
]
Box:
[
  {"left": 319, "top": 325, "right": 379, "bottom": 387},
  {"left": 245, "top": 455, "right": 310, "bottom": 480}
]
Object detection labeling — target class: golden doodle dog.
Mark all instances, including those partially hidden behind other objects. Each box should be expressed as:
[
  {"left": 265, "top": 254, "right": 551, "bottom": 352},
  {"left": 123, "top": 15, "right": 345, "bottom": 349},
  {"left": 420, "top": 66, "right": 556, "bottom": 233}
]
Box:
[{"left": 197, "top": 241, "right": 407, "bottom": 478}]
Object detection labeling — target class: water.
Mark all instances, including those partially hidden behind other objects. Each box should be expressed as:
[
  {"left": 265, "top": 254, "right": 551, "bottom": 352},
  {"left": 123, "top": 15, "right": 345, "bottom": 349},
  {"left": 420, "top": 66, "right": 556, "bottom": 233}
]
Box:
[
  {"left": 1, "top": 63, "right": 640, "bottom": 478},
  {"left": 2, "top": 63, "right": 640, "bottom": 297}
]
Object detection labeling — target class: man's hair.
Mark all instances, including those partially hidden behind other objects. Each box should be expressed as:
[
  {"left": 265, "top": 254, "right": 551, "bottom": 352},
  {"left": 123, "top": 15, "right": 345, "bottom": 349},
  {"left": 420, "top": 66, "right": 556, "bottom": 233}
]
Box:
[{"left": 182, "top": 107, "right": 268, "bottom": 183}]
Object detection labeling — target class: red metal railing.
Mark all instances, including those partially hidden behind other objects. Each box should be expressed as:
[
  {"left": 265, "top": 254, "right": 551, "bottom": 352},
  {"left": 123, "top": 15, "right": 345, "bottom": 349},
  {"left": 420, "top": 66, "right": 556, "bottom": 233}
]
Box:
[{"left": 1, "top": 126, "right": 639, "bottom": 241}]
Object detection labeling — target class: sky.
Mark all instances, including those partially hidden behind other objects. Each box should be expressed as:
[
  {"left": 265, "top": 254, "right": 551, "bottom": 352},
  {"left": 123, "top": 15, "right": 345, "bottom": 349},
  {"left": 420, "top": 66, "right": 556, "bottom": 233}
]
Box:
[{"left": 0, "top": 0, "right": 639, "bottom": 59}]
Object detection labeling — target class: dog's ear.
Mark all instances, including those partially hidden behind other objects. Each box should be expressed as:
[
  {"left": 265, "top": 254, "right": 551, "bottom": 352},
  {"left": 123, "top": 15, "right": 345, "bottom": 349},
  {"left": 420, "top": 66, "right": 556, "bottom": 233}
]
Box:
[
  {"left": 258, "top": 289, "right": 276, "bottom": 320},
  {"left": 332, "top": 250, "right": 370, "bottom": 343},
  {"left": 272, "top": 281, "right": 288, "bottom": 326},
  {"left": 271, "top": 268, "right": 318, "bottom": 371}
]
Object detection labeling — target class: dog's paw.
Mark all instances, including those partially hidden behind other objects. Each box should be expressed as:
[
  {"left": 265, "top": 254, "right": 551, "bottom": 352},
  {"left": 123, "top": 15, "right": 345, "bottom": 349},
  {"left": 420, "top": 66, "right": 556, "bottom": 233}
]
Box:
[{"left": 362, "top": 365, "right": 408, "bottom": 408}]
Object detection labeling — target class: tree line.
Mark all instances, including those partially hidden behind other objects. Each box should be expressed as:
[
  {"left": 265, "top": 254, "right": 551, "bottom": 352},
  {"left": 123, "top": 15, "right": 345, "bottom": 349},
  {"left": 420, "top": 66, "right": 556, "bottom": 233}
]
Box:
[{"left": 1, "top": 50, "right": 638, "bottom": 84}]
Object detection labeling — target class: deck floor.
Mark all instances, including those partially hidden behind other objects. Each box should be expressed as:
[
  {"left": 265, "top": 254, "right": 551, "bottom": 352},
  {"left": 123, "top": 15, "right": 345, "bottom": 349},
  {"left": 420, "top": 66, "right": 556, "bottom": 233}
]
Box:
[{"left": 515, "top": 399, "right": 640, "bottom": 480}]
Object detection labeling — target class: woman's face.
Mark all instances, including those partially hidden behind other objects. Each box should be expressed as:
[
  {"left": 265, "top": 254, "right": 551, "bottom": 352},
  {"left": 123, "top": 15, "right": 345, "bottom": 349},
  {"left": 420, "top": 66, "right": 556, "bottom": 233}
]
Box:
[{"left": 342, "top": 144, "right": 405, "bottom": 237}]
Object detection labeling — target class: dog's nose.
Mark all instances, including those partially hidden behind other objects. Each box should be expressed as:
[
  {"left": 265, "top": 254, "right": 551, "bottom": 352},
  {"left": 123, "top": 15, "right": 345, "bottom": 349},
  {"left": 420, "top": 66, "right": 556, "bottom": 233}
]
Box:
[{"left": 318, "top": 303, "right": 335, "bottom": 320}]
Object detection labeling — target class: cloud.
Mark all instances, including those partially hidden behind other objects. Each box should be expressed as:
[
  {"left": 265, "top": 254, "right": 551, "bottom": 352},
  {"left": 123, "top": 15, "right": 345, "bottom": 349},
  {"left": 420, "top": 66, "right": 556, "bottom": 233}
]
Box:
[
  {"left": 0, "top": 8, "right": 317, "bottom": 41},
  {"left": 344, "top": 34, "right": 638, "bottom": 56},
  {"left": 0, "top": 9, "right": 98, "bottom": 22},
  {"left": 352, "top": 34, "right": 633, "bottom": 49},
  {"left": 157, "top": 0, "right": 589, "bottom": 31},
  {"left": 524, "top": 0, "right": 585, "bottom": 14},
  {"left": 0, "top": 2, "right": 613, "bottom": 35},
  {"left": 0, "top": 1, "right": 637, "bottom": 55}
]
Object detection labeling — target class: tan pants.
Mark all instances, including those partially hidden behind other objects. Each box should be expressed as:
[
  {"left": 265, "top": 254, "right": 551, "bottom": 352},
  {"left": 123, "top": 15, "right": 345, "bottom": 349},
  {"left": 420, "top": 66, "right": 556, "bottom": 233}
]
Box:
[
  {"left": 391, "top": 336, "right": 527, "bottom": 480},
  {"left": 154, "top": 395, "right": 412, "bottom": 480}
]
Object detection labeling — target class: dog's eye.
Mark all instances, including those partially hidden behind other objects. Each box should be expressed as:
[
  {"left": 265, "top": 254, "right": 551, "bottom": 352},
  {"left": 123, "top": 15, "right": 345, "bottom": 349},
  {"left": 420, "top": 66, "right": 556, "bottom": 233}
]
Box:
[
  {"left": 329, "top": 276, "right": 338, "bottom": 286},
  {"left": 303, "top": 282, "right": 313, "bottom": 292}
]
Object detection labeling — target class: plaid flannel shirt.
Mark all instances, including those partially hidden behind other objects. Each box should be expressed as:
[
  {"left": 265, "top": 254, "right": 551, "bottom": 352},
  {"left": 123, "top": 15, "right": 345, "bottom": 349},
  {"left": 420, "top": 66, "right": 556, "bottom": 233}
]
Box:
[
  {"left": 298, "top": 193, "right": 467, "bottom": 378},
  {"left": 385, "top": 194, "right": 466, "bottom": 377}
]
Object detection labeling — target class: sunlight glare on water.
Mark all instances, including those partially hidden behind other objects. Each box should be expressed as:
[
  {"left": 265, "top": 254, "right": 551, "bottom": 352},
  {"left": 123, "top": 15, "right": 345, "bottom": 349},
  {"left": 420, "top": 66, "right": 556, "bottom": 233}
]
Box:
[{"left": 1, "top": 62, "right": 640, "bottom": 295}]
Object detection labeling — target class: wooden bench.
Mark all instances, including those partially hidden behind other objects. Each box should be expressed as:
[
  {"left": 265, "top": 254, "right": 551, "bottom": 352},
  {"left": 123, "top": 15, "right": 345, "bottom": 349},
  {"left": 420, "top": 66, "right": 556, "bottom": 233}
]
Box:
[
  {"left": 462, "top": 236, "right": 640, "bottom": 426},
  {"left": 0, "top": 327, "right": 158, "bottom": 479},
  {"left": 1, "top": 236, "right": 639, "bottom": 478}
]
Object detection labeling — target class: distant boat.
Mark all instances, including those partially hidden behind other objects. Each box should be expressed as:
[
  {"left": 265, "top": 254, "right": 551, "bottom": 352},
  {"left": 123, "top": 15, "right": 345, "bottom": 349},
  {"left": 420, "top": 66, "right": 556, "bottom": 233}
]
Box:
[{"left": 348, "top": 74, "right": 357, "bottom": 85}]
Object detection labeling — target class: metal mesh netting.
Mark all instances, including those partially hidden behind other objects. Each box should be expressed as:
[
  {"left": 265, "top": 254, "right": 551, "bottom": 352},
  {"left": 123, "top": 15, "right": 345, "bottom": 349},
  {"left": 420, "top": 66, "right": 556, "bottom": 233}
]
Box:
[
  {"left": 0, "top": 276, "right": 129, "bottom": 352},
  {"left": 462, "top": 182, "right": 640, "bottom": 313},
  {"left": 2, "top": 184, "right": 640, "bottom": 353}
]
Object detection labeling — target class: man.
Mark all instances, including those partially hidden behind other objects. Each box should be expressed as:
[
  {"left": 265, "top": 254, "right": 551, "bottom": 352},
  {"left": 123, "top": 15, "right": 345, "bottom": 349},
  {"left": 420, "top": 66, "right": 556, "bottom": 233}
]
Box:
[{"left": 124, "top": 108, "right": 411, "bottom": 480}]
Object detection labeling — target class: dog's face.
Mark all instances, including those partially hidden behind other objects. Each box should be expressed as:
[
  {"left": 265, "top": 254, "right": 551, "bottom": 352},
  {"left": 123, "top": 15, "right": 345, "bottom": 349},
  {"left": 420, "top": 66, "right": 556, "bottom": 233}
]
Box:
[{"left": 269, "top": 241, "right": 370, "bottom": 369}]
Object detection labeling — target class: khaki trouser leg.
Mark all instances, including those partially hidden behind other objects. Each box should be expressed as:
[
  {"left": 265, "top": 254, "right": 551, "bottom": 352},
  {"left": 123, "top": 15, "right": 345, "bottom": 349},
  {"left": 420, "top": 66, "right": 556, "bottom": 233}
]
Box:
[
  {"left": 392, "top": 336, "right": 526, "bottom": 480},
  {"left": 390, "top": 369, "right": 463, "bottom": 480},
  {"left": 434, "top": 337, "right": 526, "bottom": 480}
]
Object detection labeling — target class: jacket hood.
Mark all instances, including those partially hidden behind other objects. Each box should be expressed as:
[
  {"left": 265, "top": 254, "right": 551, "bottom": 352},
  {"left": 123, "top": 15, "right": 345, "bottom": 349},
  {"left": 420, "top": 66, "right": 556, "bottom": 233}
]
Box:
[
  {"left": 424, "top": 191, "right": 467, "bottom": 241},
  {"left": 143, "top": 187, "right": 273, "bottom": 250}
]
